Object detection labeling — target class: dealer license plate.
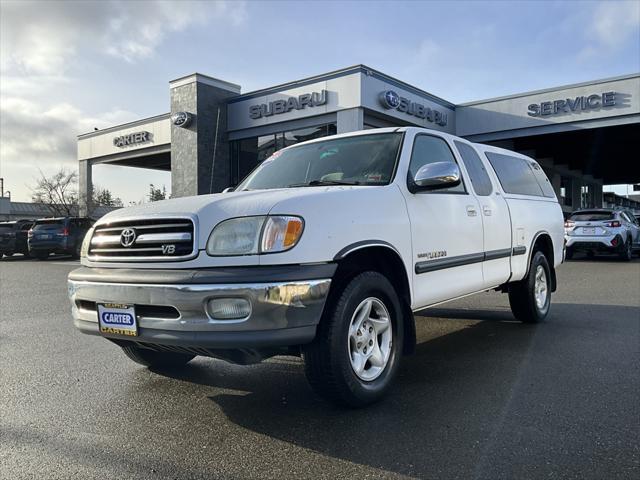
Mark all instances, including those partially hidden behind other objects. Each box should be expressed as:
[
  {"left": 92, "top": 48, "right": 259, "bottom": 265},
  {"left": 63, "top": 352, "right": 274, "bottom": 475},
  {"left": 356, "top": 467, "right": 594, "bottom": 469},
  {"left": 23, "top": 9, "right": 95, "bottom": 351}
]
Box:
[
  {"left": 97, "top": 303, "right": 138, "bottom": 337},
  {"left": 582, "top": 227, "right": 596, "bottom": 235}
]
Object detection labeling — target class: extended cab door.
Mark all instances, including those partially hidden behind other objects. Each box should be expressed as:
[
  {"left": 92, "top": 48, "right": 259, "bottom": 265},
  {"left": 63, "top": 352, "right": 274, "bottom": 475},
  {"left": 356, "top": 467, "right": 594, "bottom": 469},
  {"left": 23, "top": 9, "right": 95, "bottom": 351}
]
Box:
[
  {"left": 402, "top": 133, "right": 485, "bottom": 308},
  {"left": 453, "top": 140, "right": 512, "bottom": 287}
]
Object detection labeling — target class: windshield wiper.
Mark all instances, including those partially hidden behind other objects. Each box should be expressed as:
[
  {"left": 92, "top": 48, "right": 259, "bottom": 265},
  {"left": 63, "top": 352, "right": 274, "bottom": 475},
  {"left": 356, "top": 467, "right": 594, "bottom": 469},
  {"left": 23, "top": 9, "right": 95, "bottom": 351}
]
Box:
[{"left": 287, "top": 179, "right": 361, "bottom": 187}]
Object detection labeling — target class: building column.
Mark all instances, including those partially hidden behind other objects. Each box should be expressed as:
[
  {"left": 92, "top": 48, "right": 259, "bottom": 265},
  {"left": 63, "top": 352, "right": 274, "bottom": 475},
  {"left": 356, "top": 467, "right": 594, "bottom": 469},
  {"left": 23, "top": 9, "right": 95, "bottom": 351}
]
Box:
[
  {"left": 571, "top": 176, "right": 582, "bottom": 209},
  {"left": 79, "top": 159, "right": 92, "bottom": 217},
  {"left": 170, "top": 74, "right": 241, "bottom": 197},
  {"left": 337, "top": 107, "right": 364, "bottom": 134}
]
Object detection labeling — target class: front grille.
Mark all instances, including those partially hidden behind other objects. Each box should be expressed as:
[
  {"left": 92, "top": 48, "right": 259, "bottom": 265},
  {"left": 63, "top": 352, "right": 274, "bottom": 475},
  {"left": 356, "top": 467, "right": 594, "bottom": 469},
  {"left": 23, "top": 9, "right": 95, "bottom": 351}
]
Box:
[{"left": 88, "top": 218, "right": 196, "bottom": 261}]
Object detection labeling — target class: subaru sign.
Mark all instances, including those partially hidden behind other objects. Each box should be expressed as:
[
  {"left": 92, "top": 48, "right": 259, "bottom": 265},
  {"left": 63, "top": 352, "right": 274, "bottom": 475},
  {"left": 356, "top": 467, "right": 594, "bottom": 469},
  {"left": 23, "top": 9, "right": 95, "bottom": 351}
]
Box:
[{"left": 379, "top": 90, "right": 448, "bottom": 126}]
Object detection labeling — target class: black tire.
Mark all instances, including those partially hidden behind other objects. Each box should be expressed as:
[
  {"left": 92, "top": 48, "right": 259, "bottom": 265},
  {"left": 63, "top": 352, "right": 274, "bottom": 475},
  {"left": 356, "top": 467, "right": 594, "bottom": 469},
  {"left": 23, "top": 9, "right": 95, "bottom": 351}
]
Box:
[
  {"left": 303, "top": 271, "right": 404, "bottom": 407},
  {"left": 120, "top": 344, "right": 194, "bottom": 368},
  {"left": 565, "top": 248, "right": 573, "bottom": 260},
  {"left": 34, "top": 251, "right": 49, "bottom": 260},
  {"left": 508, "top": 250, "right": 552, "bottom": 323},
  {"left": 72, "top": 241, "right": 81, "bottom": 259},
  {"left": 619, "top": 237, "right": 632, "bottom": 262}
]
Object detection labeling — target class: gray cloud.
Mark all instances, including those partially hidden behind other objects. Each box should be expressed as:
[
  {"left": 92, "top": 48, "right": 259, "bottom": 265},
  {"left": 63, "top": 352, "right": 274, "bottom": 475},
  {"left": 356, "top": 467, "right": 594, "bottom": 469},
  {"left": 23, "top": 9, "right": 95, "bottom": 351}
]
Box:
[{"left": 0, "top": 0, "right": 246, "bottom": 201}]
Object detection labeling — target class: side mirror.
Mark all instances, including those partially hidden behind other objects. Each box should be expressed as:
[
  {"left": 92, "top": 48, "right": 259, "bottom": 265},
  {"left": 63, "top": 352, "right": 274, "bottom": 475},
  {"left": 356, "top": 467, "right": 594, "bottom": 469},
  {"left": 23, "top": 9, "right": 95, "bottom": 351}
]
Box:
[
  {"left": 411, "top": 162, "right": 461, "bottom": 192},
  {"left": 222, "top": 187, "right": 234, "bottom": 193}
]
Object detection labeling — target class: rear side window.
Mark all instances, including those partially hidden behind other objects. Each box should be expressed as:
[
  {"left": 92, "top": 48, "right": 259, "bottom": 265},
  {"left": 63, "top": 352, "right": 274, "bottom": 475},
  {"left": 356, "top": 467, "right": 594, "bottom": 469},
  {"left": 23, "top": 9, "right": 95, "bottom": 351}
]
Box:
[
  {"left": 409, "top": 135, "right": 465, "bottom": 193},
  {"left": 569, "top": 211, "right": 614, "bottom": 221},
  {"left": 485, "top": 152, "right": 544, "bottom": 196},
  {"left": 454, "top": 141, "right": 492, "bottom": 196},
  {"left": 529, "top": 162, "right": 556, "bottom": 198}
]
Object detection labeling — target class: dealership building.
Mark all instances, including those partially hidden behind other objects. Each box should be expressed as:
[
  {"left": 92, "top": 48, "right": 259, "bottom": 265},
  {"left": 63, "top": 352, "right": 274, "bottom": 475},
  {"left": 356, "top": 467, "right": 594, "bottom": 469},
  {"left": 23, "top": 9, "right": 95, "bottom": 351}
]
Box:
[{"left": 77, "top": 65, "right": 639, "bottom": 216}]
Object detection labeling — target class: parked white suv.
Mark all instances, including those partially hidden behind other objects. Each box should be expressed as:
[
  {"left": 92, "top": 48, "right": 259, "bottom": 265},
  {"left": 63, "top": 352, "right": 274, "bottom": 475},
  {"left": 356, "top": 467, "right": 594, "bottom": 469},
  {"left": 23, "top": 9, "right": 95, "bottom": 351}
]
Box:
[
  {"left": 565, "top": 208, "right": 640, "bottom": 260},
  {"left": 68, "top": 127, "right": 564, "bottom": 406}
]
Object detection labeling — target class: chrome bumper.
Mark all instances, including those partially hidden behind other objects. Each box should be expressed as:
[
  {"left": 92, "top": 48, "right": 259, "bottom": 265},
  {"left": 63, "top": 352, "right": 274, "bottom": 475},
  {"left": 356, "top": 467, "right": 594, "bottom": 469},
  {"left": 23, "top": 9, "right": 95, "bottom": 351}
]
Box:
[{"left": 68, "top": 278, "right": 331, "bottom": 348}]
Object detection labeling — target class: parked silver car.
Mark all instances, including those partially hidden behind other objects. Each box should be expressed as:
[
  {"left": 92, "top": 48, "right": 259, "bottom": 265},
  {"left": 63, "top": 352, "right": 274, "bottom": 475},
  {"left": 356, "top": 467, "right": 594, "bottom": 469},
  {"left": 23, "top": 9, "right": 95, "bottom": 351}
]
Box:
[{"left": 565, "top": 208, "right": 640, "bottom": 261}]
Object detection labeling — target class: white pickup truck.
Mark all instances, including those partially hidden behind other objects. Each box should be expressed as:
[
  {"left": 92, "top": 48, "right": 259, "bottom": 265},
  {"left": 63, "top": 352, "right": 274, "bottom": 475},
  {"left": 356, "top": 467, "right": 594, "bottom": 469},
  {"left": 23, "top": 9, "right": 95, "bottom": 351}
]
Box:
[{"left": 68, "top": 127, "right": 564, "bottom": 406}]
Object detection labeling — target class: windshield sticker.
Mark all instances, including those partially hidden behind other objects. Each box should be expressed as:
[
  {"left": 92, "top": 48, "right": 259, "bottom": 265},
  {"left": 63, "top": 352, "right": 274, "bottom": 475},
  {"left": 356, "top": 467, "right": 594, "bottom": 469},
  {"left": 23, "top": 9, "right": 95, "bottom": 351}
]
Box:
[{"left": 320, "top": 148, "right": 339, "bottom": 159}]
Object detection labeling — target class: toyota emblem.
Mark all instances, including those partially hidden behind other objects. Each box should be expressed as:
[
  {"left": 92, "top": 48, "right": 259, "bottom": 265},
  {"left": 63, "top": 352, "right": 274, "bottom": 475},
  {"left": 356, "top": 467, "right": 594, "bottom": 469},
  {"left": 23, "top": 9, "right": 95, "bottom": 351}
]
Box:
[{"left": 120, "top": 228, "right": 137, "bottom": 247}]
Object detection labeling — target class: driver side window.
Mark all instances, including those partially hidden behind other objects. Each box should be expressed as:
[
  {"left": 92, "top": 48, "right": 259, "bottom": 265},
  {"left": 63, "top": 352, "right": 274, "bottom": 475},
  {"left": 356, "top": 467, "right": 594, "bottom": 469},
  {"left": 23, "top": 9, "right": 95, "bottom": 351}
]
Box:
[{"left": 408, "top": 135, "right": 465, "bottom": 193}]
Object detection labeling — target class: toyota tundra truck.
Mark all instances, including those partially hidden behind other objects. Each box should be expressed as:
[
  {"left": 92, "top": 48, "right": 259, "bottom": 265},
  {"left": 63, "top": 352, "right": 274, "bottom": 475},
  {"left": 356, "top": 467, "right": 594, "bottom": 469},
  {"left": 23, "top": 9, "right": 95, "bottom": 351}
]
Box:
[{"left": 68, "top": 127, "right": 564, "bottom": 407}]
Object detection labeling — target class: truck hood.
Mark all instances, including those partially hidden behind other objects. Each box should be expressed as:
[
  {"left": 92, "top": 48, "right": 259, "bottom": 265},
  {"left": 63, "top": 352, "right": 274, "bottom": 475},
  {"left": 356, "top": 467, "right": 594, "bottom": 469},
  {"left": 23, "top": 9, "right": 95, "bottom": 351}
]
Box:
[{"left": 96, "top": 186, "right": 362, "bottom": 246}]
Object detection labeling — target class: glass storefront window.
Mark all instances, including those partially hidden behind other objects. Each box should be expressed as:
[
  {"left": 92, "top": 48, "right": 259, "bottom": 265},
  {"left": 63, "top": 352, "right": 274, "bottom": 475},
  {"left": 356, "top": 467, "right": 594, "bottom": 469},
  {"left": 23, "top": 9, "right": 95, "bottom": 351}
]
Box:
[{"left": 230, "top": 123, "right": 337, "bottom": 186}]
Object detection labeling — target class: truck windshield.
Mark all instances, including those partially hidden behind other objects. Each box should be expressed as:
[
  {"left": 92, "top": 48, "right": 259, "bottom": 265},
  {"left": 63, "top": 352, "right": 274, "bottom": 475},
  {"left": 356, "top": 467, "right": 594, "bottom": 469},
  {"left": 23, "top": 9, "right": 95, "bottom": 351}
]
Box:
[{"left": 236, "top": 133, "right": 403, "bottom": 191}]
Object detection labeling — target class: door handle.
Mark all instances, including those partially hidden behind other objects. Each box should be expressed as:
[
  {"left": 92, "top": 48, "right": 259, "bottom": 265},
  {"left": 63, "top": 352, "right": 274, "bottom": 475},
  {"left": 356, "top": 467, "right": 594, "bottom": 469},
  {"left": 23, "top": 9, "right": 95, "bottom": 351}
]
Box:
[
  {"left": 483, "top": 206, "right": 492, "bottom": 216},
  {"left": 466, "top": 205, "right": 478, "bottom": 217}
]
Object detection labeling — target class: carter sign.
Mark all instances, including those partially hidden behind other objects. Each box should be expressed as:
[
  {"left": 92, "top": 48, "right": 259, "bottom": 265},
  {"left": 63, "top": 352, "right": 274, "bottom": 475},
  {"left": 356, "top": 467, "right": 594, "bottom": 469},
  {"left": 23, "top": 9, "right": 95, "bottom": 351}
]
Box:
[{"left": 113, "top": 131, "right": 151, "bottom": 147}]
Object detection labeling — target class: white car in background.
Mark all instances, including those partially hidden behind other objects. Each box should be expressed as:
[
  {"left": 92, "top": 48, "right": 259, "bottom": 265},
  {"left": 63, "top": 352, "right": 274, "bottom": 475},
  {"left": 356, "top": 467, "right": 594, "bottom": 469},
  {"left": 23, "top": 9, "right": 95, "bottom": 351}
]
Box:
[
  {"left": 68, "top": 127, "right": 564, "bottom": 407},
  {"left": 565, "top": 208, "right": 640, "bottom": 261}
]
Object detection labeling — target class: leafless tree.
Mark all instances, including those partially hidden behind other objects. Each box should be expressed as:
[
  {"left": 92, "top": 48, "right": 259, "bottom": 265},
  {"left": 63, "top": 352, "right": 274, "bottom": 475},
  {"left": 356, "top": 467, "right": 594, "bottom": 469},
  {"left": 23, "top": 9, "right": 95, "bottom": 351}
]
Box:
[{"left": 31, "top": 168, "right": 78, "bottom": 216}]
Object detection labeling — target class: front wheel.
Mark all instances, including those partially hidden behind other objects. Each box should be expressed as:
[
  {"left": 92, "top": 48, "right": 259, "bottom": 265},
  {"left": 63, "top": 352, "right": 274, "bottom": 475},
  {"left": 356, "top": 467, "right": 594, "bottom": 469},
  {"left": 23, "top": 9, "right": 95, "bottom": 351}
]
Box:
[
  {"left": 303, "top": 271, "right": 403, "bottom": 407},
  {"left": 508, "top": 250, "right": 552, "bottom": 323},
  {"left": 120, "top": 344, "right": 194, "bottom": 368}
]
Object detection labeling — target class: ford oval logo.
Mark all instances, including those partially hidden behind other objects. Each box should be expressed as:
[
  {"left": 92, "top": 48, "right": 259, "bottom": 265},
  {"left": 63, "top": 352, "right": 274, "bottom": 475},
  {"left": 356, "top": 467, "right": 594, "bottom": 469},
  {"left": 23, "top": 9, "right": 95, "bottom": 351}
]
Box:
[
  {"left": 380, "top": 90, "right": 401, "bottom": 109},
  {"left": 120, "top": 228, "right": 137, "bottom": 247}
]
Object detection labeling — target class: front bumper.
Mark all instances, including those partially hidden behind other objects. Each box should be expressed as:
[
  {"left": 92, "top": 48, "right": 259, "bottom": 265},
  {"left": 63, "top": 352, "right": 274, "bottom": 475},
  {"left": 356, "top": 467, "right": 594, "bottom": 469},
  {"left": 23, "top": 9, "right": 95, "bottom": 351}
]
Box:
[{"left": 67, "top": 264, "right": 335, "bottom": 349}]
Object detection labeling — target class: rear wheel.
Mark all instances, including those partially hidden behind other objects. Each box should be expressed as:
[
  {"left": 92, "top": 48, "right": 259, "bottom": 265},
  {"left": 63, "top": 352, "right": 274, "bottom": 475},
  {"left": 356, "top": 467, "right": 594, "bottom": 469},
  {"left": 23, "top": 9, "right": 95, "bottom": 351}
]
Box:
[
  {"left": 34, "top": 251, "right": 49, "bottom": 260},
  {"left": 303, "top": 271, "right": 403, "bottom": 407},
  {"left": 120, "top": 344, "right": 194, "bottom": 368},
  {"left": 509, "top": 250, "right": 552, "bottom": 323},
  {"left": 619, "top": 237, "right": 632, "bottom": 262},
  {"left": 565, "top": 248, "right": 573, "bottom": 260},
  {"left": 72, "top": 241, "right": 81, "bottom": 259}
]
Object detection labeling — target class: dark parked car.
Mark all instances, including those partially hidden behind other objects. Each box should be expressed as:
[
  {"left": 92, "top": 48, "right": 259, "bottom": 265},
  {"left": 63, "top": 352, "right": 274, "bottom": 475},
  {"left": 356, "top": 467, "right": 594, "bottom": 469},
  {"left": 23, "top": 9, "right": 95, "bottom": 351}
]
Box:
[
  {"left": 28, "top": 217, "right": 94, "bottom": 260},
  {"left": 0, "top": 219, "right": 34, "bottom": 258}
]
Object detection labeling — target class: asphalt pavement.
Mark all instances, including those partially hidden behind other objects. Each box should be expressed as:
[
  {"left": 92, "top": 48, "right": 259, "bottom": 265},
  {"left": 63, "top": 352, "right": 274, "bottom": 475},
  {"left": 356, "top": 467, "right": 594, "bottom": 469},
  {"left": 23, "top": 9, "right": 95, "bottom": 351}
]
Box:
[{"left": 1, "top": 254, "right": 639, "bottom": 479}]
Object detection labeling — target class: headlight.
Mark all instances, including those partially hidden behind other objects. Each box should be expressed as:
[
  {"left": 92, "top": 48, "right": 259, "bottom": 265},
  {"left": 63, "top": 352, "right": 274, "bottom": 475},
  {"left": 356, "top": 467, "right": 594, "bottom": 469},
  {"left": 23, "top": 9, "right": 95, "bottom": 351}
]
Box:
[
  {"left": 80, "top": 228, "right": 94, "bottom": 258},
  {"left": 206, "top": 216, "right": 304, "bottom": 256}
]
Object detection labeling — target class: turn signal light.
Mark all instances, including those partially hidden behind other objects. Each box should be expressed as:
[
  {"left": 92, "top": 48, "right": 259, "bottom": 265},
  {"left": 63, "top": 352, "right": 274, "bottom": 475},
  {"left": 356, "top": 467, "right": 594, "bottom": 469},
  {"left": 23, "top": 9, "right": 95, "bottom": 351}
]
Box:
[
  {"left": 564, "top": 220, "right": 575, "bottom": 228},
  {"left": 604, "top": 221, "right": 621, "bottom": 228},
  {"left": 27, "top": 229, "right": 34, "bottom": 238}
]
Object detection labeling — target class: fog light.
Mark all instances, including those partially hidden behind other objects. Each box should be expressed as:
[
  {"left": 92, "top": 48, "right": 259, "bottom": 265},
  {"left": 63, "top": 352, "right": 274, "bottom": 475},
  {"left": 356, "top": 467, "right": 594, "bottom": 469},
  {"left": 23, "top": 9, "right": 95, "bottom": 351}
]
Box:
[{"left": 206, "top": 298, "right": 251, "bottom": 320}]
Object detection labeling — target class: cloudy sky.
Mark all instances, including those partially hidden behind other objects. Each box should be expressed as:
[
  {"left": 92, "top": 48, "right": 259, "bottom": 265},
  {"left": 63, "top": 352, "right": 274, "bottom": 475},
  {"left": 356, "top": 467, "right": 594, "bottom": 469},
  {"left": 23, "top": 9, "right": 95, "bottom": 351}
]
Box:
[{"left": 1, "top": 0, "right": 639, "bottom": 203}]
